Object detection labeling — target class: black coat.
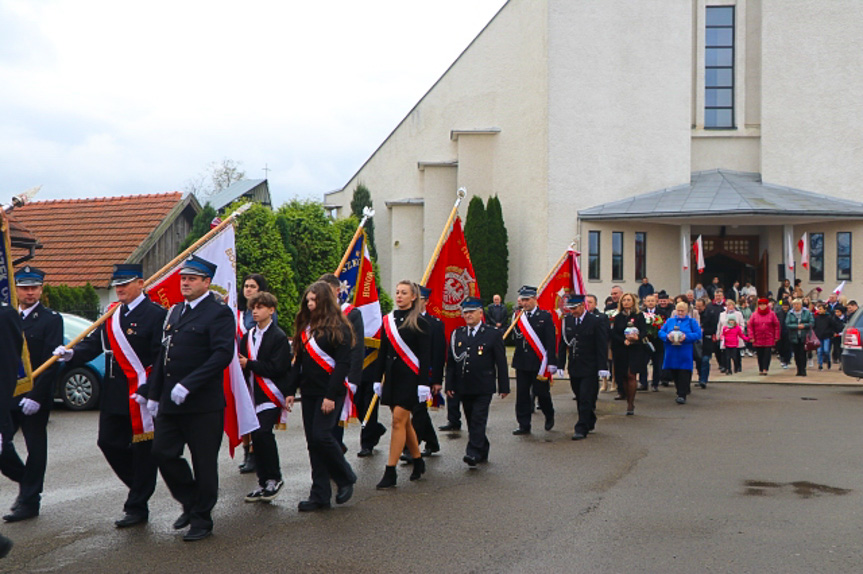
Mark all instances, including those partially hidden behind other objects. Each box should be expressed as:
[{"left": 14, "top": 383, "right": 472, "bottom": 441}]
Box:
[
  {"left": 147, "top": 293, "right": 235, "bottom": 414},
  {"left": 813, "top": 313, "right": 843, "bottom": 340},
  {"left": 0, "top": 305, "right": 23, "bottom": 412},
  {"left": 558, "top": 312, "right": 609, "bottom": 378},
  {"left": 446, "top": 323, "right": 509, "bottom": 396},
  {"left": 344, "top": 307, "right": 365, "bottom": 386},
  {"left": 288, "top": 324, "right": 353, "bottom": 400},
  {"left": 240, "top": 323, "right": 291, "bottom": 406},
  {"left": 424, "top": 312, "right": 446, "bottom": 386},
  {"left": 70, "top": 298, "right": 166, "bottom": 415},
  {"left": 511, "top": 308, "right": 557, "bottom": 372},
  {"left": 21, "top": 303, "right": 63, "bottom": 407},
  {"left": 701, "top": 302, "right": 724, "bottom": 337},
  {"left": 371, "top": 310, "right": 430, "bottom": 409},
  {"left": 610, "top": 311, "right": 648, "bottom": 374},
  {"left": 485, "top": 304, "right": 508, "bottom": 328}
]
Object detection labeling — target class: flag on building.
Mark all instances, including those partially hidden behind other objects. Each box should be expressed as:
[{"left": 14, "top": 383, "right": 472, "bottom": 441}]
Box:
[
  {"left": 0, "top": 209, "right": 33, "bottom": 396},
  {"left": 785, "top": 231, "right": 795, "bottom": 272},
  {"left": 424, "top": 217, "right": 481, "bottom": 341},
  {"left": 145, "top": 224, "right": 259, "bottom": 456},
  {"left": 694, "top": 235, "right": 706, "bottom": 273},
  {"left": 682, "top": 233, "right": 690, "bottom": 270},
  {"left": 536, "top": 247, "right": 586, "bottom": 337},
  {"left": 336, "top": 229, "right": 383, "bottom": 367},
  {"left": 798, "top": 232, "right": 809, "bottom": 270}
]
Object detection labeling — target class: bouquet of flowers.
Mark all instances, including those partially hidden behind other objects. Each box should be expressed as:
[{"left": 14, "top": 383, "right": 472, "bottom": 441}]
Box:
[{"left": 644, "top": 313, "right": 665, "bottom": 339}]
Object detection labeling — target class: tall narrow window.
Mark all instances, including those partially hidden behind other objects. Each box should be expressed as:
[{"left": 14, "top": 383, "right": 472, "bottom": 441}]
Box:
[
  {"left": 837, "top": 232, "right": 852, "bottom": 280},
  {"left": 612, "top": 232, "right": 624, "bottom": 281},
  {"left": 809, "top": 233, "right": 824, "bottom": 282},
  {"left": 705, "top": 6, "right": 734, "bottom": 128},
  {"left": 588, "top": 231, "right": 600, "bottom": 280},
  {"left": 634, "top": 232, "right": 647, "bottom": 281}
]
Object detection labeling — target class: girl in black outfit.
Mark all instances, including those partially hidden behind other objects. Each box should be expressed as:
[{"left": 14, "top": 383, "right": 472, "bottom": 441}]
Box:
[
  {"left": 285, "top": 282, "right": 357, "bottom": 511},
  {"left": 374, "top": 280, "right": 431, "bottom": 489},
  {"left": 610, "top": 293, "right": 648, "bottom": 415}
]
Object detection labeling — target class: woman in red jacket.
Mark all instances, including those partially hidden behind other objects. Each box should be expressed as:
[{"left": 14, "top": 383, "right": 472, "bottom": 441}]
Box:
[{"left": 747, "top": 298, "right": 781, "bottom": 375}]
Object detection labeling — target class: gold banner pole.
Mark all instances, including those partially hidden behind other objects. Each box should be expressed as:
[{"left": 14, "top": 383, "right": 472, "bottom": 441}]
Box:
[{"left": 334, "top": 206, "right": 374, "bottom": 277}]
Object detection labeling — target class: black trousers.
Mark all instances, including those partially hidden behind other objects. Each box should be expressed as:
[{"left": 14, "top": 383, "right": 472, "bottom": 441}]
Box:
[
  {"left": 251, "top": 407, "right": 282, "bottom": 487},
  {"left": 446, "top": 392, "right": 462, "bottom": 426},
  {"left": 670, "top": 369, "right": 692, "bottom": 398},
  {"left": 515, "top": 369, "right": 553, "bottom": 430},
  {"left": 411, "top": 402, "right": 439, "bottom": 450},
  {"left": 792, "top": 341, "right": 808, "bottom": 375},
  {"left": 640, "top": 339, "right": 665, "bottom": 386},
  {"left": 755, "top": 347, "right": 773, "bottom": 371},
  {"left": 723, "top": 348, "right": 742, "bottom": 373},
  {"left": 570, "top": 374, "right": 599, "bottom": 434},
  {"left": 355, "top": 380, "right": 386, "bottom": 450},
  {"left": 461, "top": 394, "right": 492, "bottom": 460},
  {"left": 151, "top": 410, "right": 223, "bottom": 531},
  {"left": 0, "top": 405, "right": 50, "bottom": 508},
  {"left": 98, "top": 411, "right": 158, "bottom": 517},
  {"left": 301, "top": 396, "right": 355, "bottom": 504},
  {"left": 832, "top": 335, "right": 842, "bottom": 363}
]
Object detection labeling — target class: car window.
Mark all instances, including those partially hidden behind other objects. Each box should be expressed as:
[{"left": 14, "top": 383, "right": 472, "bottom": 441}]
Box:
[
  {"left": 851, "top": 309, "right": 863, "bottom": 329},
  {"left": 61, "top": 313, "right": 93, "bottom": 342}
]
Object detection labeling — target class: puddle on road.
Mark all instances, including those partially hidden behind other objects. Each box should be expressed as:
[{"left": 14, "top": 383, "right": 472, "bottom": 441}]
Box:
[{"left": 742, "top": 479, "right": 851, "bottom": 498}]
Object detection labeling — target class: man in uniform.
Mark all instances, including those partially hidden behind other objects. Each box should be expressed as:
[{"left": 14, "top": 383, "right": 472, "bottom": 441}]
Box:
[
  {"left": 511, "top": 285, "right": 557, "bottom": 434},
  {"left": 557, "top": 294, "right": 609, "bottom": 440},
  {"left": 0, "top": 301, "right": 22, "bottom": 555},
  {"left": 446, "top": 297, "right": 509, "bottom": 466},
  {"left": 146, "top": 255, "right": 235, "bottom": 541},
  {"left": 0, "top": 267, "right": 62, "bottom": 522},
  {"left": 53, "top": 264, "right": 166, "bottom": 527}
]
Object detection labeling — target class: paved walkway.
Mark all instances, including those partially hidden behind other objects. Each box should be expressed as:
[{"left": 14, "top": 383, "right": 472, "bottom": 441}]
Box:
[{"left": 703, "top": 352, "right": 862, "bottom": 385}]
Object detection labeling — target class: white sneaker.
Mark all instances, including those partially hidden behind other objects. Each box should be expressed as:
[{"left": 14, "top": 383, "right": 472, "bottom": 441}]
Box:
[
  {"left": 808, "top": 360, "right": 814, "bottom": 368},
  {"left": 781, "top": 363, "right": 789, "bottom": 369}
]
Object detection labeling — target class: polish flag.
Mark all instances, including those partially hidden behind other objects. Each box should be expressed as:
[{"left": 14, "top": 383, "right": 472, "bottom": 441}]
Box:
[
  {"left": 798, "top": 233, "right": 809, "bottom": 270},
  {"left": 694, "top": 235, "right": 706, "bottom": 273},
  {"left": 682, "top": 234, "right": 690, "bottom": 270},
  {"left": 786, "top": 232, "right": 795, "bottom": 271}
]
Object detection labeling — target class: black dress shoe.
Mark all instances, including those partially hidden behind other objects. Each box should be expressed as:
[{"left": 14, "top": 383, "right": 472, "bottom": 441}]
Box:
[
  {"left": 572, "top": 432, "right": 587, "bottom": 440},
  {"left": 357, "top": 448, "right": 373, "bottom": 457},
  {"left": 421, "top": 446, "right": 440, "bottom": 457},
  {"left": 114, "top": 513, "right": 147, "bottom": 528},
  {"left": 183, "top": 527, "right": 212, "bottom": 542},
  {"left": 298, "top": 500, "right": 331, "bottom": 512},
  {"left": 2, "top": 506, "right": 38, "bottom": 523},
  {"left": 463, "top": 455, "right": 478, "bottom": 467},
  {"left": 512, "top": 427, "right": 531, "bottom": 436},
  {"left": 438, "top": 422, "right": 461, "bottom": 431},
  {"left": 172, "top": 512, "right": 191, "bottom": 530},
  {"left": 238, "top": 452, "right": 256, "bottom": 474},
  {"left": 340, "top": 442, "right": 348, "bottom": 455},
  {"left": 544, "top": 416, "right": 555, "bottom": 431},
  {"left": 335, "top": 483, "right": 354, "bottom": 505}
]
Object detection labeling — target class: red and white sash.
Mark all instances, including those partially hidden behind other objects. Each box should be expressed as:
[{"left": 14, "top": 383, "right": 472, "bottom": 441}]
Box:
[
  {"left": 104, "top": 304, "right": 154, "bottom": 442},
  {"left": 518, "top": 312, "right": 552, "bottom": 378},
  {"left": 236, "top": 309, "right": 248, "bottom": 339},
  {"left": 246, "top": 326, "right": 287, "bottom": 427},
  {"left": 382, "top": 312, "right": 420, "bottom": 375},
  {"left": 301, "top": 328, "right": 357, "bottom": 426}
]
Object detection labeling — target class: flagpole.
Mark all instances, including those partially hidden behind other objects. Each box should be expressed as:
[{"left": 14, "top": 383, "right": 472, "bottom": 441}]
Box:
[
  {"left": 30, "top": 202, "right": 253, "bottom": 379},
  {"left": 502, "top": 243, "right": 575, "bottom": 340},
  {"left": 334, "top": 206, "right": 374, "bottom": 276},
  {"left": 421, "top": 187, "right": 467, "bottom": 285}
]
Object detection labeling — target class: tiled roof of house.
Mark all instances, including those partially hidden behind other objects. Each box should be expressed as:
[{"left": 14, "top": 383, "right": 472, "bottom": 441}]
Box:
[
  {"left": 11, "top": 193, "right": 185, "bottom": 287},
  {"left": 5, "top": 214, "right": 39, "bottom": 247}
]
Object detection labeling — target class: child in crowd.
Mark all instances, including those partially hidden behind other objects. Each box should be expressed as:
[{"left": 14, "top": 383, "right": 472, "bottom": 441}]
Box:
[{"left": 720, "top": 318, "right": 749, "bottom": 374}]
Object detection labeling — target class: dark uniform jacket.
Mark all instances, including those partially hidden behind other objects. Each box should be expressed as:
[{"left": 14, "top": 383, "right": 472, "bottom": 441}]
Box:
[
  {"left": 147, "top": 293, "right": 235, "bottom": 414},
  {"left": 371, "top": 310, "right": 430, "bottom": 408},
  {"left": 0, "top": 305, "right": 23, "bottom": 412},
  {"left": 423, "top": 312, "right": 446, "bottom": 387},
  {"left": 344, "top": 307, "right": 365, "bottom": 387},
  {"left": 21, "top": 303, "right": 63, "bottom": 407},
  {"left": 240, "top": 323, "right": 291, "bottom": 406},
  {"left": 445, "top": 324, "right": 509, "bottom": 396},
  {"left": 557, "top": 312, "right": 609, "bottom": 378},
  {"left": 70, "top": 298, "right": 166, "bottom": 415},
  {"left": 286, "top": 324, "right": 352, "bottom": 400},
  {"left": 511, "top": 307, "right": 557, "bottom": 372}
]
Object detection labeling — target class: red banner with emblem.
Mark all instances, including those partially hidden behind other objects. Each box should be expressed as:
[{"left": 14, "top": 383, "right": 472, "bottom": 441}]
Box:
[
  {"left": 424, "top": 217, "right": 480, "bottom": 341},
  {"left": 536, "top": 248, "right": 585, "bottom": 339}
]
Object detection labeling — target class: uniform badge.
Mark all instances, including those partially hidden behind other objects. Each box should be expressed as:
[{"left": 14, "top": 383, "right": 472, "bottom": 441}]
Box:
[
  {"left": 127, "top": 328, "right": 134, "bottom": 335},
  {"left": 478, "top": 345, "right": 484, "bottom": 355},
  {"left": 458, "top": 341, "right": 462, "bottom": 347}
]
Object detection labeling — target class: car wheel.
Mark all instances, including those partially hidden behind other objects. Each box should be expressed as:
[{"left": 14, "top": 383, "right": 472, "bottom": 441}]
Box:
[{"left": 61, "top": 368, "right": 100, "bottom": 411}]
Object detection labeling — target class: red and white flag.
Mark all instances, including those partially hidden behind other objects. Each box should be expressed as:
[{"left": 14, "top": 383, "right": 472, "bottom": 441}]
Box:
[
  {"left": 682, "top": 234, "right": 690, "bottom": 271},
  {"left": 834, "top": 281, "right": 846, "bottom": 295},
  {"left": 786, "top": 231, "right": 795, "bottom": 272},
  {"left": 536, "top": 247, "right": 585, "bottom": 338},
  {"left": 146, "top": 224, "right": 259, "bottom": 456},
  {"left": 693, "top": 235, "right": 706, "bottom": 273},
  {"left": 798, "top": 233, "right": 809, "bottom": 270}
]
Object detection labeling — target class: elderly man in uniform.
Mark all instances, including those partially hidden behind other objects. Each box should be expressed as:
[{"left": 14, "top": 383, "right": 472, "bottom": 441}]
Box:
[
  {"left": 511, "top": 285, "right": 557, "bottom": 435},
  {"left": 446, "top": 297, "right": 509, "bottom": 466},
  {"left": 0, "top": 267, "right": 62, "bottom": 522},
  {"left": 54, "top": 264, "right": 166, "bottom": 528},
  {"left": 558, "top": 294, "right": 609, "bottom": 440},
  {"left": 146, "top": 255, "right": 235, "bottom": 542}
]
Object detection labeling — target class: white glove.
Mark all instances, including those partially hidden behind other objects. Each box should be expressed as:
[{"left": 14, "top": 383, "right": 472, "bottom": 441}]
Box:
[
  {"left": 547, "top": 365, "right": 558, "bottom": 375},
  {"left": 372, "top": 382, "right": 382, "bottom": 397},
  {"left": 53, "top": 345, "right": 74, "bottom": 362},
  {"left": 598, "top": 370, "right": 611, "bottom": 379},
  {"left": 170, "top": 384, "right": 189, "bottom": 405},
  {"left": 20, "top": 398, "right": 40, "bottom": 416},
  {"left": 147, "top": 400, "right": 159, "bottom": 418},
  {"left": 417, "top": 385, "right": 431, "bottom": 402},
  {"left": 130, "top": 393, "right": 147, "bottom": 405}
]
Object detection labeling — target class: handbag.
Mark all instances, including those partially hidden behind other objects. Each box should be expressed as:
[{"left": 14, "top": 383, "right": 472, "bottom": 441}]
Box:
[{"left": 805, "top": 328, "right": 821, "bottom": 351}]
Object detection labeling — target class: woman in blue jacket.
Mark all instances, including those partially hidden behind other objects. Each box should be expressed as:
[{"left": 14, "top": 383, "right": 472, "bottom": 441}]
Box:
[{"left": 659, "top": 301, "right": 703, "bottom": 404}]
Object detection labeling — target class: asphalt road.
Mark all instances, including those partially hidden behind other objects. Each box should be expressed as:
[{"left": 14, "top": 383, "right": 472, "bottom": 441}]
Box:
[{"left": 2, "top": 380, "right": 863, "bottom": 573}]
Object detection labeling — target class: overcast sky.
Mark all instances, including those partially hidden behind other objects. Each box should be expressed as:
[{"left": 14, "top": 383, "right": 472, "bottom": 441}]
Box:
[{"left": 0, "top": 0, "right": 507, "bottom": 205}]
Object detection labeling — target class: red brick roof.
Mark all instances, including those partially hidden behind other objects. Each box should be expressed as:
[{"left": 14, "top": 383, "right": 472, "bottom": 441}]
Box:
[
  {"left": 11, "top": 193, "right": 184, "bottom": 287},
  {"left": 5, "top": 214, "right": 39, "bottom": 247}
]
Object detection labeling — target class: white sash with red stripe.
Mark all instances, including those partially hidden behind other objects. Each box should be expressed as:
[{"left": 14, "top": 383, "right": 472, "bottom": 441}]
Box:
[
  {"left": 382, "top": 312, "right": 420, "bottom": 375},
  {"left": 104, "top": 304, "right": 154, "bottom": 442},
  {"left": 246, "top": 326, "right": 287, "bottom": 426},
  {"left": 518, "top": 312, "right": 551, "bottom": 378},
  {"left": 301, "top": 328, "right": 356, "bottom": 426}
]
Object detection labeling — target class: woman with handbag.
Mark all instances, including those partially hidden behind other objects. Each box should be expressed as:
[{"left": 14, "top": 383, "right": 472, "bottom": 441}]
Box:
[{"left": 785, "top": 298, "right": 815, "bottom": 376}]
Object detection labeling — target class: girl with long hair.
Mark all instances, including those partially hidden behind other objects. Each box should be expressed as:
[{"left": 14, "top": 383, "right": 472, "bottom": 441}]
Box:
[
  {"left": 611, "top": 293, "right": 648, "bottom": 415},
  {"left": 285, "top": 281, "right": 357, "bottom": 511},
  {"left": 373, "top": 280, "right": 431, "bottom": 489}
]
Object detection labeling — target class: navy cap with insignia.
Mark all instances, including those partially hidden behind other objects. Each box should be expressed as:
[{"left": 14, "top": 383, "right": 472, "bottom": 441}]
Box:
[
  {"left": 565, "top": 293, "right": 586, "bottom": 308},
  {"left": 419, "top": 286, "right": 432, "bottom": 299},
  {"left": 111, "top": 263, "right": 143, "bottom": 286},
  {"left": 15, "top": 266, "right": 45, "bottom": 286},
  {"left": 518, "top": 285, "right": 537, "bottom": 298},
  {"left": 179, "top": 255, "right": 217, "bottom": 278},
  {"left": 460, "top": 297, "right": 484, "bottom": 311}
]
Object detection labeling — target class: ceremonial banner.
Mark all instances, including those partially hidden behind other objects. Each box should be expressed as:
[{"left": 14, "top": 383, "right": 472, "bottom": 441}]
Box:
[
  {"left": 336, "top": 230, "right": 383, "bottom": 368},
  {"left": 0, "top": 211, "right": 33, "bottom": 395},
  {"left": 424, "top": 217, "right": 480, "bottom": 341},
  {"left": 536, "top": 247, "right": 585, "bottom": 338},
  {"left": 146, "top": 224, "right": 259, "bottom": 455},
  {"left": 798, "top": 233, "right": 809, "bottom": 270}
]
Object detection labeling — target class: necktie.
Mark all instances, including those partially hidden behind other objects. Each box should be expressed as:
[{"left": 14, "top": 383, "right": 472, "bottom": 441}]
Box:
[
  {"left": 121, "top": 304, "right": 129, "bottom": 316},
  {"left": 181, "top": 303, "right": 190, "bottom": 318},
  {"left": 20, "top": 311, "right": 25, "bottom": 321}
]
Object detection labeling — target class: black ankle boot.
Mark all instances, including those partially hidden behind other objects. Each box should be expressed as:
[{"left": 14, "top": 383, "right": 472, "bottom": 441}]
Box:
[
  {"left": 409, "top": 457, "right": 425, "bottom": 481},
  {"left": 239, "top": 451, "right": 256, "bottom": 474},
  {"left": 238, "top": 444, "right": 250, "bottom": 469},
  {"left": 376, "top": 466, "right": 397, "bottom": 489}
]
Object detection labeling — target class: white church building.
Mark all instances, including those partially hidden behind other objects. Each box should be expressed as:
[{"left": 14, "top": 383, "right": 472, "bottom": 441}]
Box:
[{"left": 324, "top": 0, "right": 863, "bottom": 302}]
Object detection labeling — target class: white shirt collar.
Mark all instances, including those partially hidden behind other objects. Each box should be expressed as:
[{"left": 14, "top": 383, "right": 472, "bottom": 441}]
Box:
[
  {"left": 19, "top": 303, "right": 38, "bottom": 319},
  {"left": 186, "top": 291, "right": 211, "bottom": 310},
  {"left": 124, "top": 293, "right": 147, "bottom": 314},
  {"left": 252, "top": 321, "right": 272, "bottom": 337}
]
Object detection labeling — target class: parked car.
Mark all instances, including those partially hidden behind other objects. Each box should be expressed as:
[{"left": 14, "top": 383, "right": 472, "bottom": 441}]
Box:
[
  {"left": 56, "top": 313, "right": 104, "bottom": 410},
  {"left": 841, "top": 307, "right": 863, "bottom": 379}
]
